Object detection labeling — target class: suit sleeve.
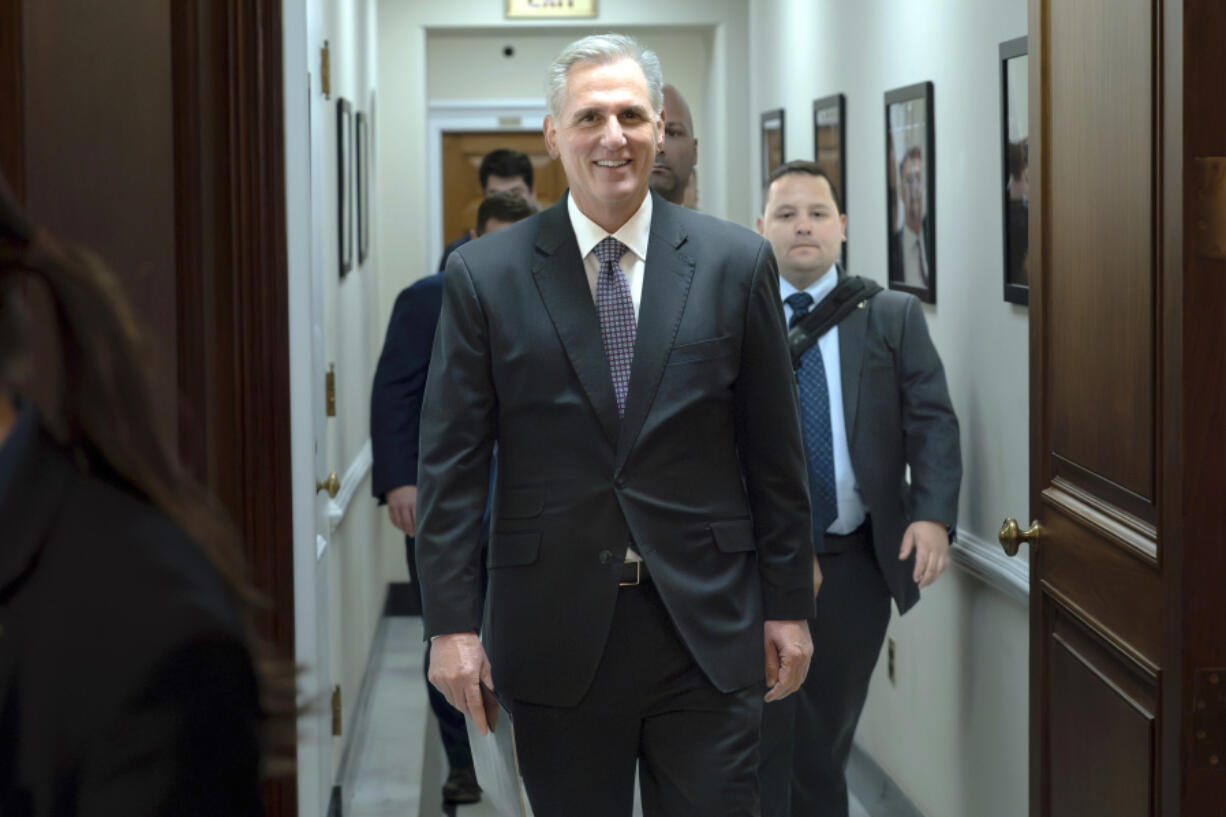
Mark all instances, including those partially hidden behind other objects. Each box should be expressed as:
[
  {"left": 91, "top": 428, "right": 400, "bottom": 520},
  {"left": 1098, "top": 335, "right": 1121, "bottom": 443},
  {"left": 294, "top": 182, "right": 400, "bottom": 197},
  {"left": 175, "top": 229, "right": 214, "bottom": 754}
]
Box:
[
  {"left": 733, "top": 239, "right": 816, "bottom": 622},
  {"left": 414, "top": 252, "right": 497, "bottom": 638},
  {"left": 370, "top": 282, "right": 441, "bottom": 503},
  {"left": 897, "top": 296, "right": 962, "bottom": 526}
]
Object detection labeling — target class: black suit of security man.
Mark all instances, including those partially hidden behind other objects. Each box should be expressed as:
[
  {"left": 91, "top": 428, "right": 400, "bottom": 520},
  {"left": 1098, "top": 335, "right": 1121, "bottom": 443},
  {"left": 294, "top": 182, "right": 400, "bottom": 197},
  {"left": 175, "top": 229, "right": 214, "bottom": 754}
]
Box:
[{"left": 757, "top": 163, "right": 961, "bottom": 817}]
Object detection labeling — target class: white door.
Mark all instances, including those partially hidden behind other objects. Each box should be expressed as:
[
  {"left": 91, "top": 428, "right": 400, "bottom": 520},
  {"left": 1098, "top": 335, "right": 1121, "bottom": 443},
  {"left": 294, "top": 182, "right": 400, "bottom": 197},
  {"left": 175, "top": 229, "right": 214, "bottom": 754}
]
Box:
[{"left": 285, "top": 1, "right": 336, "bottom": 815}]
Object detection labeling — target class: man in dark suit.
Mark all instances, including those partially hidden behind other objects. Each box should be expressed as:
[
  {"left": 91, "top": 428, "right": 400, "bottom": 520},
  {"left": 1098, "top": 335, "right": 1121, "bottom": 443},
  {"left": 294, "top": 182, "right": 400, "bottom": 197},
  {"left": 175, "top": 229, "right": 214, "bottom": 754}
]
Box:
[
  {"left": 438, "top": 149, "right": 539, "bottom": 272},
  {"left": 370, "top": 191, "right": 535, "bottom": 805},
  {"left": 648, "top": 84, "right": 697, "bottom": 207},
  {"left": 756, "top": 161, "right": 961, "bottom": 817},
  {"left": 416, "top": 33, "right": 815, "bottom": 817}
]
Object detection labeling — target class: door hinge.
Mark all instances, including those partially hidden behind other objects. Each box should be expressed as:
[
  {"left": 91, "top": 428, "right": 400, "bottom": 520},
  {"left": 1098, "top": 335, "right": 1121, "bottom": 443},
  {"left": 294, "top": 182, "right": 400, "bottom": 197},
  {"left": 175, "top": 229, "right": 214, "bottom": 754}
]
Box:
[
  {"left": 1192, "top": 668, "right": 1226, "bottom": 768},
  {"left": 325, "top": 364, "right": 336, "bottom": 417},
  {"left": 331, "top": 684, "right": 342, "bottom": 736},
  {"left": 320, "top": 40, "right": 331, "bottom": 100}
]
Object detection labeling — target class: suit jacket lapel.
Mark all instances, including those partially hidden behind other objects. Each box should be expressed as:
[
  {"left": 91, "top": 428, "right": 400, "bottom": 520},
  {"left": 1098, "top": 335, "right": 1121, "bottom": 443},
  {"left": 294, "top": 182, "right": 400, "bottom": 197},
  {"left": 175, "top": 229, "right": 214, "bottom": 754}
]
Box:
[
  {"left": 616, "top": 194, "right": 695, "bottom": 469},
  {"left": 837, "top": 272, "right": 868, "bottom": 443},
  {"left": 530, "top": 195, "right": 621, "bottom": 447}
]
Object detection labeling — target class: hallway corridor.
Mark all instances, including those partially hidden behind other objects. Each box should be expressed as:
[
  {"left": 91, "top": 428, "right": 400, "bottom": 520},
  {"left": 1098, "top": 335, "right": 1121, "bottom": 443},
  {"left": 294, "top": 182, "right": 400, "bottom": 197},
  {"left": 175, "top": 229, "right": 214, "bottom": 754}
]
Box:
[{"left": 344, "top": 612, "right": 874, "bottom": 817}]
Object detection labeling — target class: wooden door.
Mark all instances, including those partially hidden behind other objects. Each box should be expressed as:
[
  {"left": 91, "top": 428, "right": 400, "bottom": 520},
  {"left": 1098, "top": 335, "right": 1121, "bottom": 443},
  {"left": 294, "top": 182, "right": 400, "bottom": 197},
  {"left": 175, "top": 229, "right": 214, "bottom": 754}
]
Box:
[
  {"left": 1022, "top": 0, "right": 1226, "bottom": 814},
  {"left": 1, "top": 2, "right": 296, "bottom": 813},
  {"left": 440, "top": 131, "right": 566, "bottom": 243}
]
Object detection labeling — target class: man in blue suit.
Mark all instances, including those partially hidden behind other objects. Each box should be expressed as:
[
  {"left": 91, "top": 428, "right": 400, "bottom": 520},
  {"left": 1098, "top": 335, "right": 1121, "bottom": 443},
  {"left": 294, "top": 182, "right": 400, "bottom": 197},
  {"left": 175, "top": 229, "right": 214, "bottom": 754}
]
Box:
[{"left": 370, "top": 191, "right": 535, "bottom": 804}]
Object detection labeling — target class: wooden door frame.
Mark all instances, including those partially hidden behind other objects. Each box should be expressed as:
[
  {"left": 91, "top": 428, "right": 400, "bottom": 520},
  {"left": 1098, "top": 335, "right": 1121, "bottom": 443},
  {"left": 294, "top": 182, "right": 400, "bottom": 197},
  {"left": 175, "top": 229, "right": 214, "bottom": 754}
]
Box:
[
  {"left": 426, "top": 99, "right": 549, "bottom": 271},
  {"left": 172, "top": 2, "right": 296, "bottom": 814}
]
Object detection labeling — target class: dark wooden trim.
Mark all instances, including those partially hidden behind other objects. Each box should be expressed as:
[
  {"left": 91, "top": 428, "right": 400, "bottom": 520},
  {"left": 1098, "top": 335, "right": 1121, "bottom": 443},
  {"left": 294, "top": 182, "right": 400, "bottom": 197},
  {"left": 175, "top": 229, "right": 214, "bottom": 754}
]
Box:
[
  {"left": 171, "top": 2, "right": 296, "bottom": 814},
  {"left": 1180, "top": 0, "right": 1226, "bottom": 811},
  {"left": 0, "top": 0, "right": 24, "bottom": 199}
]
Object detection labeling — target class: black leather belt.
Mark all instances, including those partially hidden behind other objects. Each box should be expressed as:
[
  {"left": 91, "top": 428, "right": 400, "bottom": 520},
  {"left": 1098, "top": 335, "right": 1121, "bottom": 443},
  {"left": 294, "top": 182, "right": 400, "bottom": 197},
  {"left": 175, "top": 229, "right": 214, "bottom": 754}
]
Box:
[
  {"left": 619, "top": 560, "right": 648, "bottom": 587},
  {"left": 822, "top": 517, "right": 872, "bottom": 550}
]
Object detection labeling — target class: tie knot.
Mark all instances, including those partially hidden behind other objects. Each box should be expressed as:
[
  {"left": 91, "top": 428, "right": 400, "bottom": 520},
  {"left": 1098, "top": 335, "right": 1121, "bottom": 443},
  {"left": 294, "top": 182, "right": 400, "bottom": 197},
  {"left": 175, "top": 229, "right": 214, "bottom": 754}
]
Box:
[
  {"left": 595, "top": 236, "right": 628, "bottom": 269},
  {"left": 785, "top": 291, "right": 814, "bottom": 317}
]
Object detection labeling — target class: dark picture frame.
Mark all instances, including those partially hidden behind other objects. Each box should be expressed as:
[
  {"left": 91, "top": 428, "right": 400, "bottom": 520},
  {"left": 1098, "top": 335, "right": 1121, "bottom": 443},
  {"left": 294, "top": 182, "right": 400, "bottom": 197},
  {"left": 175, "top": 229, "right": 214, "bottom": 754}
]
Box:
[
  {"left": 337, "top": 97, "right": 353, "bottom": 278},
  {"left": 356, "top": 110, "right": 370, "bottom": 265},
  {"left": 760, "top": 108, "right": 785, "bottom": 190},
  {"left": 813, "top": 93, "right": 847, "bottom": 269},
  {"left": 1000, "top": 36, "right": 1029, "bottom": 305},
  {"left": 884, "top": 81, "right": 936, "bottom": 303}
]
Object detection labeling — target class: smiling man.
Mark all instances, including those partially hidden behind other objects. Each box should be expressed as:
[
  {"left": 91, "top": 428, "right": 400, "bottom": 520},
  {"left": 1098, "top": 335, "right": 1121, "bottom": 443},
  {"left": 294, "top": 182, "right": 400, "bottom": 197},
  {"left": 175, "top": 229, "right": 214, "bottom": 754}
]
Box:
[
  {"left": 649, "top": 84, "right": 698, "bottom": 206},
  {"left": 414, "top": 33, "right": 815, "bottom": 817}
]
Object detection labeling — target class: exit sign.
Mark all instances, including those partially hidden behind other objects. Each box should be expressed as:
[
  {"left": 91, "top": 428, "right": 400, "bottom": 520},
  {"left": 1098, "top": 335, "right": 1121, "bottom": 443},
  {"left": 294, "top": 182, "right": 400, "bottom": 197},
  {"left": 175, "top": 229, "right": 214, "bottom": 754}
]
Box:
[{"left": 506, "top": 0, "right": 597, "bottom": 18}]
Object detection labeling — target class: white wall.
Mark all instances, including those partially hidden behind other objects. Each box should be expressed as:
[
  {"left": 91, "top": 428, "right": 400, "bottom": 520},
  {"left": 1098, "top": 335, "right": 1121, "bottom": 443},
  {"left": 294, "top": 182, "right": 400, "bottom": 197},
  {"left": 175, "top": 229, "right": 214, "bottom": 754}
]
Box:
[
  {"left": 748, "top": 1, "right": 1030, "bottom": 816},
  {"left": 287, "top": 0, "right": 384, "bottom": 810}
]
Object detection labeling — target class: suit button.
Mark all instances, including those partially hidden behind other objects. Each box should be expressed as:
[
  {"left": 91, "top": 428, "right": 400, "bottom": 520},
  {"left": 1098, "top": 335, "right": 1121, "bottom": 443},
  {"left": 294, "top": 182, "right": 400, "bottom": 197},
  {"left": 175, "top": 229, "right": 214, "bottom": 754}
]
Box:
[
  {"left": 614, "top": 478, "right": 625, "bottom": 489},
  {"left": 599, "top": 550, "right": 613, "bottom": 565}
]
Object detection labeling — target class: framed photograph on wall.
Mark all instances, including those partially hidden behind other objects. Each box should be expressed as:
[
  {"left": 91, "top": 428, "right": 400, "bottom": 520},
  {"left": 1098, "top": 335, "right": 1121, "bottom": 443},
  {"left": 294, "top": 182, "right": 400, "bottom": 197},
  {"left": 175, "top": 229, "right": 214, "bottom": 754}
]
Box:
[
  {"left": 1000, "top": 36, "right": 1029, "bottom": 305},
  {"left": 356, "top": 110, "right": 370, "bottom": 265},
  {"left": 813, "top": 93, "right": 847, "bottom": 268},
  {"left": 337, "top": 98, "right": 353, "bottom": 278},
  {"left": 761, "top": 108, "right": 785, "bottom": 189},
  {"left": 884, "top": 81, "right": 936, "bottom": 303}
]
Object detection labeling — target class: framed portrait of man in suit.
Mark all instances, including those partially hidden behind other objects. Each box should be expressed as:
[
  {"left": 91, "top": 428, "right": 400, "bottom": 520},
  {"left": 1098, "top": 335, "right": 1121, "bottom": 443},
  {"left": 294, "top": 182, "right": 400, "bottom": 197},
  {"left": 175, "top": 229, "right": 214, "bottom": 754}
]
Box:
[
  {"left": 885, "top": 81, "right": 936, "bottom": 303},
  {"left": 761, "top": 108, "right": 785, "bottom": 190},
  {"left": 813, "top": 93, "right": 847, "bottom": 269},
  {"left": 1000, "top": 37, "right": 1029, "bottom": 305}
]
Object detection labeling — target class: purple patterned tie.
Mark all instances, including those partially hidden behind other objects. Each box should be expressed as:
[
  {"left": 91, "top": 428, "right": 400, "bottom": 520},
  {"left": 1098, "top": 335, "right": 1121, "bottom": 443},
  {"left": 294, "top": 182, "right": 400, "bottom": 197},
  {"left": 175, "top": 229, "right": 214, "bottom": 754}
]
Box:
[{"left": 595, "top": 236, "right": 636, "bottom": 417}]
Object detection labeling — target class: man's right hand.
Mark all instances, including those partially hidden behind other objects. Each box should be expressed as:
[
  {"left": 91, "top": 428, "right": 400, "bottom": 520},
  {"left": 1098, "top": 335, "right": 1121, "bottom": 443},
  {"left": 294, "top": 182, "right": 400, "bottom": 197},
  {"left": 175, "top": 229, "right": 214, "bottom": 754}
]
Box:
[
  {"left": 813, "top": 554, "right": 823, "bottom": 599},
  {"left": 428, "top": 632, "right": 495, "bottom": 735},
  {"left": 386, "top": 484, "right": 418, "bottom": 536}
]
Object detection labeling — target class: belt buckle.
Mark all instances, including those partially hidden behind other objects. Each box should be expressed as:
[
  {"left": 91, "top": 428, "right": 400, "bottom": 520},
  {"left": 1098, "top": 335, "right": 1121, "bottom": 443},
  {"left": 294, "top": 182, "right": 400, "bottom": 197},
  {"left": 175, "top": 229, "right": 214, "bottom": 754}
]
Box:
[{"left": 619, "top": 561, "right": 642, "bottom": 587}]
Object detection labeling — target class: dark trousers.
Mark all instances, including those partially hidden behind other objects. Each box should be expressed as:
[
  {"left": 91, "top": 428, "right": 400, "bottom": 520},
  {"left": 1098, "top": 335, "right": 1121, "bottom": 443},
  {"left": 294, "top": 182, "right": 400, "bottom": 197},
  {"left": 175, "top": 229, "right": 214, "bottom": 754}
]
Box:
[
  {"left": 407, "top": 535, "right": 474, "bottom": 771},
  {"left": 510, "top": 574, "right": 764, "bottom": 817},
  {"left": 759, "top": 525, "right": 892, "bottom": 817}
]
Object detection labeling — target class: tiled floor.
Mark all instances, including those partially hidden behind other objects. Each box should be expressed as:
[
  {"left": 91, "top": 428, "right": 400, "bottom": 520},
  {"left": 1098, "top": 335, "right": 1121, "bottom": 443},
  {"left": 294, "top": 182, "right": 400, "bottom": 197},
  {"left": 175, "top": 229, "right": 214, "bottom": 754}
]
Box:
[{"left": 346, "top": 615, "right": 870, "bottom": 817}]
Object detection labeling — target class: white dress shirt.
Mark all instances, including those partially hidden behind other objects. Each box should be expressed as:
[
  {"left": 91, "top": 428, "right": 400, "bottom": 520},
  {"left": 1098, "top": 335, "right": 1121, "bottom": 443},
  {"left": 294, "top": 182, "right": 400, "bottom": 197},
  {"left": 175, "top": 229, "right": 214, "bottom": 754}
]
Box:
[
  {"left": 567, "top": 192, "right": 652, "bottom": 320},
  {"left": 567, "top": 192, "right": 653, "bottom": 561},
  {"left": 780, "top": 266, "right": 868, "bottom": 535},
  {"left": 899, "top": 223, "right": 929, "bottom": 288}
]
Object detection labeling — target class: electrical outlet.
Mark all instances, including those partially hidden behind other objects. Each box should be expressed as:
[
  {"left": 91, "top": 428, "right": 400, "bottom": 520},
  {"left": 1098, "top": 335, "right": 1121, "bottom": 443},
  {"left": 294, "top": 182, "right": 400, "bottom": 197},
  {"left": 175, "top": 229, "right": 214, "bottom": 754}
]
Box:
[{"left": 887, "top": 638, "right": 897, "bottom": 685}]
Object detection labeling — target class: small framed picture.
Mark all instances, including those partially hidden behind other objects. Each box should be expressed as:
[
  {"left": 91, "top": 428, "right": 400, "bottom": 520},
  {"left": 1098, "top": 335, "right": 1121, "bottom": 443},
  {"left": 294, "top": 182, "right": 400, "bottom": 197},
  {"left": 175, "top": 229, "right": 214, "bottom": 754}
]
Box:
[
  {"left": 813, "top": 93, "right": 847, "bottom": 268},
  {"left": 1000, "top": 37, "right": 1029, "bottom": 305},
  {"left": 356, "top": 110, "right": 370, "bottom": 265},
  {"left": 761, "top": 108, "right": 785, "bottom": 190},
  {"left": 337, "top": 98, "right": 353, "bottom": 278},
  {"left": 884, "top": 81, "right": 936, "bottom": 303}
]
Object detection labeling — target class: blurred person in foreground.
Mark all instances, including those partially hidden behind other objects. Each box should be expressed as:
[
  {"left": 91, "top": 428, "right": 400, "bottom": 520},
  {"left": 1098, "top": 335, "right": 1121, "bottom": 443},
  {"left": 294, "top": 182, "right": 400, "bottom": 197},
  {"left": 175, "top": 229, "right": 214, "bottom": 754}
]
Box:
[{"left": 0, "top": 171, "right": 292, "bottom": 815}]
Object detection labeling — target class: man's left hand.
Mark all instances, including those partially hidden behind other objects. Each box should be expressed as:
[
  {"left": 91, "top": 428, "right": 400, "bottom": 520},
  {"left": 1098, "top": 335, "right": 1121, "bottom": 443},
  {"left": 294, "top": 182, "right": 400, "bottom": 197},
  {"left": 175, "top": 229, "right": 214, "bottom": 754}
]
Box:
[
  {"left": 763, "top": 619, "right": 813, "bottom": 702},
  {"left": 898, "top": 520, "right": 950, "bottom": 589}
]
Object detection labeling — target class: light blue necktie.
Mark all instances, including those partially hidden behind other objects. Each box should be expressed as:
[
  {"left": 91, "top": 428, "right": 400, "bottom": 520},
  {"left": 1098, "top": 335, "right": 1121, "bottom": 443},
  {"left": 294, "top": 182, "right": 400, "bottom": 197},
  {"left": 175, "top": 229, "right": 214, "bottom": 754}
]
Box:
[{"left": 786, "top": 292, "right": 838, "bottom": 535}]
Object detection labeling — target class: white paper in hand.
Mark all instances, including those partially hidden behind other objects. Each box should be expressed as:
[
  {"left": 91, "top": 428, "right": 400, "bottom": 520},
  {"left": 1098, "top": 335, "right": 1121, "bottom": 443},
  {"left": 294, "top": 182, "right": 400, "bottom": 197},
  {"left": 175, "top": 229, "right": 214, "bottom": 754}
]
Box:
[{"left": 466, "top": 684, "right": 534, "bottom": 817}]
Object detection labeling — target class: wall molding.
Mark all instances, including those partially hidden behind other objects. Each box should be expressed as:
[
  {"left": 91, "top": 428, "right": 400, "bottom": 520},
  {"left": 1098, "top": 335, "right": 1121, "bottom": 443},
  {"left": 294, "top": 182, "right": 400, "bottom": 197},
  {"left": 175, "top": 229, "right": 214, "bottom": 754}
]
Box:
[
  {"left": 327, "top": 438, "right": 373, "bottom": 532},
  {"left": 950, "top": 529, "right": 1030, "bottom": 605}
]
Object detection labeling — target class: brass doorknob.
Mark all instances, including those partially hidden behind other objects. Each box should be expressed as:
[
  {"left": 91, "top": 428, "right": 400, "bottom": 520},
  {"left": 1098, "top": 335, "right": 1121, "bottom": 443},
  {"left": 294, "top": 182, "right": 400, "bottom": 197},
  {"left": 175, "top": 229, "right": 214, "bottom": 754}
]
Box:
[
  {"left": 999, "top": 518, "right": 1041, "bottom": 557},
  {"left": 316, "top": 473, "right": 340, "bottom": 498}
]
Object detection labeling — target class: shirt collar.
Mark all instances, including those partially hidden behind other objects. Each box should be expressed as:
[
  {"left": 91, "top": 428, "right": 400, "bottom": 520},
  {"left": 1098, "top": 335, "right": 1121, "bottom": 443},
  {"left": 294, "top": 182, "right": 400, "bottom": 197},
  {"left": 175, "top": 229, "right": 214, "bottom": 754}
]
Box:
[
  {"left": 566, "top": 191, "right": 653, "bottom": 263},
  {"left": 778, "top": 262, "right": 839, "bottom": 304}
]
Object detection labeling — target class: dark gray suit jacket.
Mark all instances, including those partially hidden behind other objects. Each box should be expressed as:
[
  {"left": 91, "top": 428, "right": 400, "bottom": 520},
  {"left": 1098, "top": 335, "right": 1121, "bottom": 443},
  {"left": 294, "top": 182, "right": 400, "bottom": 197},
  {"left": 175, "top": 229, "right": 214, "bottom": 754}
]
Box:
[
  {"left": 416, "top": 192, "right": 814, "bottom": 707},
  {"left": 834, "top": 274, "right": 961, "bottom": 613}
]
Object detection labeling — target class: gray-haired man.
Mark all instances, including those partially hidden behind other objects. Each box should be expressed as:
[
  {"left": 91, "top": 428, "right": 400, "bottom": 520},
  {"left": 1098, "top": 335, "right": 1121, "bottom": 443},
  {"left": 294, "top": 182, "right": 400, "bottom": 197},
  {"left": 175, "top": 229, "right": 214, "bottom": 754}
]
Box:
[{"left": 414, "top": 32, "right": 815, "bottom": 817}]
